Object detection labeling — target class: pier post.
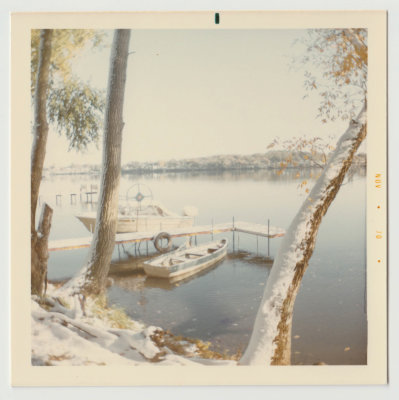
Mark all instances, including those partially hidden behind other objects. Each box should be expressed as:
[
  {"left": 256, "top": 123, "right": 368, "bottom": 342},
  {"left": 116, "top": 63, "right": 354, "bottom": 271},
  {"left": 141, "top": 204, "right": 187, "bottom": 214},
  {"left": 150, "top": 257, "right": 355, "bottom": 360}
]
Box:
[
  {"left": 232, "top": 216, "right": 235, "bottom": 252},
  {"left": 80, "top": 185, "right": 87, "bottom": 203},
  {"left": 267, "top": 219, "right": 270, "bottom": 258},
  {"left": 256, "top": 235, "right": 258, "bottom": 255},
  {"left": 211, "top": 218, "right": 214, "bottom": 240}
]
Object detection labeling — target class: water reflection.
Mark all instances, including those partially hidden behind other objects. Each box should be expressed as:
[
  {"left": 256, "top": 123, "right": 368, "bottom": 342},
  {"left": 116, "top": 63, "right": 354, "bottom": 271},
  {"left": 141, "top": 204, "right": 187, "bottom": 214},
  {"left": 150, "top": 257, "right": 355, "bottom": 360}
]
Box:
[
  {"left": 110, "top": 255, "right": 248, "bottom": 292},
  {"left": 121, "top": 165, "right": 365, "bottom": 183},
  {"left": 107, "top": 250, "right": 273, "bottom": 355},
  {"left": 111, "top": 263, "right": 221, "bottom": 292}
]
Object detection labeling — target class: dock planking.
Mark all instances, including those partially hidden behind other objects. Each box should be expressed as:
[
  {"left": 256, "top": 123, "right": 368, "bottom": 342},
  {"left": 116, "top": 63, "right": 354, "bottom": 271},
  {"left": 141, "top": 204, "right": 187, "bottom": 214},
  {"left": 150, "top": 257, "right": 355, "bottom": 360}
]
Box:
[{"left": 48, "top": 221, "right": 285, "bottom": 252}]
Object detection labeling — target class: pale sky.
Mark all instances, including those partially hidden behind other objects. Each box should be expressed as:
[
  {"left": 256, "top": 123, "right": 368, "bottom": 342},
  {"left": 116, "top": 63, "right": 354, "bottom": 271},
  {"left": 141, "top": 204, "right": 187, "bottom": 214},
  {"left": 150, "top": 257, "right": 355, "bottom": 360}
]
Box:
[{"left": 44, "top": 29, "right": 351, "bottom": 167}]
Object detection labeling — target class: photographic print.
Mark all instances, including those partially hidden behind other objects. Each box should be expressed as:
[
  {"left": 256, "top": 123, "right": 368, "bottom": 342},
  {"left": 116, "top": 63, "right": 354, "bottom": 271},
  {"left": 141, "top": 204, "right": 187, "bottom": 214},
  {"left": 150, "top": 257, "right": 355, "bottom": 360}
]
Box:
[{"left": 11, "top": 11, "right": 387, "bottom": 385}]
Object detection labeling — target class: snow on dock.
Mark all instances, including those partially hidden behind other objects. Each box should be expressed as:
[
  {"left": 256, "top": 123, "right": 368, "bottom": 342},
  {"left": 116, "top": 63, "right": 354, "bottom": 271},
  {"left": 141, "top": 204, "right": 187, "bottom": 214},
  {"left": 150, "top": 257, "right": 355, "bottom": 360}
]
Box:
[{"left": 48, "top": 221, "right": 285, "bottom": 252}]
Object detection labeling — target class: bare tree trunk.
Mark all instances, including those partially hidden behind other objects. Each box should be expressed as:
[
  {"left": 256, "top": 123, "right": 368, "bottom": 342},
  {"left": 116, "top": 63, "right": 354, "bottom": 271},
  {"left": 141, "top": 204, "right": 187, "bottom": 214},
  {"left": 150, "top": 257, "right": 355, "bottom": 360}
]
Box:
[
  {"left": 31, "top": 29, "right": 53, "bottom": 296},
  {"left": 240, "top": 105, "right": 367, "bottom": 365},
  {"left": 31, "top": 204, "right": 53, "bottom": 296},
  {"left": 77, "top": 30, "right": 131, "bottom": 296}
]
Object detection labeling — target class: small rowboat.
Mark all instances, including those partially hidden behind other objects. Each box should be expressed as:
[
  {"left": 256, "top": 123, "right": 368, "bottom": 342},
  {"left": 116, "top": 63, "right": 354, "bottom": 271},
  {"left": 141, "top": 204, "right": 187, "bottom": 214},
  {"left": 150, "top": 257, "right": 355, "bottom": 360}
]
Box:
[{"left": 143, "top": 238, "right": 228, "bottom": 279}]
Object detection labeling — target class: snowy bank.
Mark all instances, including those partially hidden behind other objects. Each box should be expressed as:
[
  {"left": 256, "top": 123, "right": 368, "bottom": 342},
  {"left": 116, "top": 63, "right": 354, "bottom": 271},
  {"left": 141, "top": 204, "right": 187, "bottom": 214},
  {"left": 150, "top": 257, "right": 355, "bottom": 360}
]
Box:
[{"left": 31, "top": 285, "right": 237, "bottom": 367}]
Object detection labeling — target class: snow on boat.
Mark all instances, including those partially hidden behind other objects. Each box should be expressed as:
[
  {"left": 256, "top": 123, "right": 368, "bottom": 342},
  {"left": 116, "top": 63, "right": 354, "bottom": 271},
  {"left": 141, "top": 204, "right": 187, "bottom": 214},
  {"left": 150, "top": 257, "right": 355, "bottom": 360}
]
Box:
[
  {"left": 143, "top": 238, "right": 228, "bottom": 279},
  {"left": 76, "top": 201, "right": 196, "bottom": 234},
  {"left": 76, "top": 183, "right": 198, "bottom": 234}
]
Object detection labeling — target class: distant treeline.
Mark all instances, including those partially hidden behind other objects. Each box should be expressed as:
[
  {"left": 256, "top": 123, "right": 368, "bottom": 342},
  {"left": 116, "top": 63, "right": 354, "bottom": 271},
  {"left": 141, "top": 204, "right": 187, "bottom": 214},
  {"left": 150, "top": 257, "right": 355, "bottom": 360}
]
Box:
[
  {"left": 121, "top": 150, "right": 366, "bottom": 174},
  {"left": 45, "top": 150, "right": 366, "bottom": 176}
]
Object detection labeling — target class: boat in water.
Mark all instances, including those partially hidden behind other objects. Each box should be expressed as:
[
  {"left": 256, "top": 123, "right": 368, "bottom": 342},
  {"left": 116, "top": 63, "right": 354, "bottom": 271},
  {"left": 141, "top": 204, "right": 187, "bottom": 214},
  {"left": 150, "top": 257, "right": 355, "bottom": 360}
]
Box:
[
  {"left": 143, "top": 238, "right": 228, "bottom": 279},
  {"left": 76, "top": 183, "right": 198, "bottom": 234}
]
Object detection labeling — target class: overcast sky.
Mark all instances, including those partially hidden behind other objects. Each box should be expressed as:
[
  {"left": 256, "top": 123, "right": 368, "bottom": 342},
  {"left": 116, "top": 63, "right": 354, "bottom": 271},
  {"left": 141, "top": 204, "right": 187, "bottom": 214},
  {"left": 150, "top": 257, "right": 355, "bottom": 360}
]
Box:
[{"left": 44, "top": 29, "right": 350, "bottom": 167}]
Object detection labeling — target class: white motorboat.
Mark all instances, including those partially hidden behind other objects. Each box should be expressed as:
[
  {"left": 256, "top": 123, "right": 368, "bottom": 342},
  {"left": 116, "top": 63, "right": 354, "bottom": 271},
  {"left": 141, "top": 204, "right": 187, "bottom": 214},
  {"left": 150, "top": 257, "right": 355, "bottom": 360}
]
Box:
[{"left": 76, "top": 183, "right": 197, "bottom": 234}]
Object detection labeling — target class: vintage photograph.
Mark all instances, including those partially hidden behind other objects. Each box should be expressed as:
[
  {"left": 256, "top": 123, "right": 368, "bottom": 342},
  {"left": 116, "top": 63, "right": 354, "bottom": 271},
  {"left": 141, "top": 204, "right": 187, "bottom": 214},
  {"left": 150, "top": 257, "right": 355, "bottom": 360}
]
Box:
[{"left": 10, "top": 11, "right": 387, "bottom": 385}]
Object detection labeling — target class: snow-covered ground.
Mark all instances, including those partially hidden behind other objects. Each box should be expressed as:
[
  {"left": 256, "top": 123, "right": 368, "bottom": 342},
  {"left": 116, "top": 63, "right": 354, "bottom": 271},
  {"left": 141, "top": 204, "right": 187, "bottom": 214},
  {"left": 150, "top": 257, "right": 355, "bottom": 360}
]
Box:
[{"left": 31, "top": 284, "right": 236, "bottom": 367}]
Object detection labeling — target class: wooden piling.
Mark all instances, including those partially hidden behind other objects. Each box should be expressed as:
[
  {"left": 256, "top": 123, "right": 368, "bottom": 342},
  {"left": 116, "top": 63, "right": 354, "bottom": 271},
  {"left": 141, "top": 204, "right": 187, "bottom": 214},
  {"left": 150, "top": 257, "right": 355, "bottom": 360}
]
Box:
[
  {"left": 267, "top": 219, "right": 270, "bottom": 257},
  {"left": 256, "top": 235, "right": 259, "bottom": 255},
  {"left": 232, "top": 216, "right": 235, "bottom": 252}
]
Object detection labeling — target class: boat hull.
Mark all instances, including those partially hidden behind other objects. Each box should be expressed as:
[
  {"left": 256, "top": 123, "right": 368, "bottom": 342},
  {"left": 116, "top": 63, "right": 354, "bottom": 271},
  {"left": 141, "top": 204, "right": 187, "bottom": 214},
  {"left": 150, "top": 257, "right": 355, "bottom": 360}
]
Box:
[
  {"left": 144, "top": 239, "right": 228, "bottom": 279},
  {"left": 76, "top": 214, "right": 194, "bottom": 234}
]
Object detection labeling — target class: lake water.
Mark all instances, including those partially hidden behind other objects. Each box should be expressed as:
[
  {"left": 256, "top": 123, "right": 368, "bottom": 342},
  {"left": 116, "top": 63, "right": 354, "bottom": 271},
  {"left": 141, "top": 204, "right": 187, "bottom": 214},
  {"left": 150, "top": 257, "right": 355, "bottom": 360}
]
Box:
[{"left": 42, "top": 168, "right": 367, "bottom": 365}]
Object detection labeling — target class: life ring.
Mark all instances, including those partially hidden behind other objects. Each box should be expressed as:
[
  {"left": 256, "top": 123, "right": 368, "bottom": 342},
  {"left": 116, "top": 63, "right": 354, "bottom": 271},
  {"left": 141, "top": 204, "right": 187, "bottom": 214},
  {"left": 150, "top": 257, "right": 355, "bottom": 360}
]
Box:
[{"left": 154, "top": 232, "right": 173, "bottom": 253}]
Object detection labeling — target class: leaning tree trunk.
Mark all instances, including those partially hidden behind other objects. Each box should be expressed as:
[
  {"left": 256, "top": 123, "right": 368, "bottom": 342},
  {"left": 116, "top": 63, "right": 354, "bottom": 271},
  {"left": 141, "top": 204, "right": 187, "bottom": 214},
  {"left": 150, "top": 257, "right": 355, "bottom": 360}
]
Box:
[
  {"left": 75, "top": 29, "right": 131, "bottom": 296},
  {"left": 240, "top": 104, "right": 367, "bottom": 365},
  {"left": 31, "top": 29, "right": 53, "bottom": 296}
]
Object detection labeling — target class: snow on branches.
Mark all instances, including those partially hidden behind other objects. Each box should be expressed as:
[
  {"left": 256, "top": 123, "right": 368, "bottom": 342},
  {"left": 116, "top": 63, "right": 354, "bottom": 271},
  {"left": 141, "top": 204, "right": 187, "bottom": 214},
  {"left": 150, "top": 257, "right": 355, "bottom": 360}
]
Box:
[{"left": 294, "top": 29, "right": 367, "bottom": 122}]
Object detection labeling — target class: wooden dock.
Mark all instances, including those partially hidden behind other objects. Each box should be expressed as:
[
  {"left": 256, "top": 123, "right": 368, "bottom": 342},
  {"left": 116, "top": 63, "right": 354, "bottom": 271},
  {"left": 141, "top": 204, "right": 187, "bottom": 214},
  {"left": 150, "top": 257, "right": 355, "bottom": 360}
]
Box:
[{"left": 48, "top": 221, "right": 285, "bottom": 252}]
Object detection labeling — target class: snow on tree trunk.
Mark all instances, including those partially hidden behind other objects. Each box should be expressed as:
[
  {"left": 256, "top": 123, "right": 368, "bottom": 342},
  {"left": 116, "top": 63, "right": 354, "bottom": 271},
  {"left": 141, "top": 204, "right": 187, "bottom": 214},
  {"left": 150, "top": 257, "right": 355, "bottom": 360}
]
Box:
[
  {"left": 31, "top": 29, "right": 53, "bottom": 296},
  {"left": 71, "top": 30, "right": 131, "bottom": 296},
  {"left": 240, "top": 104, "right": 367, "bottom": 365}
]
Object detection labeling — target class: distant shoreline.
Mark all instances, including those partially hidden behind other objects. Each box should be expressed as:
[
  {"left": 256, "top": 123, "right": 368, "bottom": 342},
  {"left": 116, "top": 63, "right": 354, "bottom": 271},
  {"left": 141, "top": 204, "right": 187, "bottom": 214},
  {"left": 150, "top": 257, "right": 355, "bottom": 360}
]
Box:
[
  {"left": 46, "top": 163, "right": 366, "bottom": 177},
  {"left": 45, "top": 150, "right": 366, "bottom": 176}
]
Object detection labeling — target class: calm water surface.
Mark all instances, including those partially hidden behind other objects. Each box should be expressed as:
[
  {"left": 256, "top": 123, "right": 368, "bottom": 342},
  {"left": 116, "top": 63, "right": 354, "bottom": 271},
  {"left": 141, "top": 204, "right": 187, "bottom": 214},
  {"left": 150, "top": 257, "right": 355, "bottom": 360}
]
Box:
[{"left": 44, "top": 169, "right": 366, "bottom": 365}]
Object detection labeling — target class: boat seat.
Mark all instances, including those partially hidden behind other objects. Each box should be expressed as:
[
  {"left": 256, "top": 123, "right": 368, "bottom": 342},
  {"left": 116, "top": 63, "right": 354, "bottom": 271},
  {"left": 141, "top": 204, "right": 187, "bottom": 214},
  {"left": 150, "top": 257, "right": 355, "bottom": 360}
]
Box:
[
  {"left": 185, "top": 252, "right": 204, "bottom": 257},
  {"left": 169, "top": 257, "right": 185, "bottom": 265}
]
